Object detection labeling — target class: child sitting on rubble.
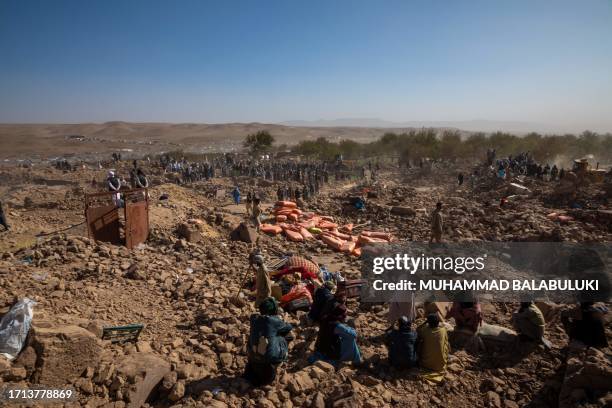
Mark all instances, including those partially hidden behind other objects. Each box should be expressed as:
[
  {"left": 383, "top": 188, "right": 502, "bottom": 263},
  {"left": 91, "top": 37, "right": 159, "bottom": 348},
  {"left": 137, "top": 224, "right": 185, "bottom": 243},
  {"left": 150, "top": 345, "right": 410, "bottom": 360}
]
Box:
[
  {"left": 309, "top": 298, "right": 362, "bottom": 367},
  {"left": 244, "top": 297, "right": 293, "bottom": 386}
]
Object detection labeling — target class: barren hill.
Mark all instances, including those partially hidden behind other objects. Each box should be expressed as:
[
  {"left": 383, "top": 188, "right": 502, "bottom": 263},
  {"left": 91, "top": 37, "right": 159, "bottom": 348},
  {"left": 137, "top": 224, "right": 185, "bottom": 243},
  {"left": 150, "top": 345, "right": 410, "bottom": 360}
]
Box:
[{"left": 0, "top": 122, "right": 398, "bottom": 161}]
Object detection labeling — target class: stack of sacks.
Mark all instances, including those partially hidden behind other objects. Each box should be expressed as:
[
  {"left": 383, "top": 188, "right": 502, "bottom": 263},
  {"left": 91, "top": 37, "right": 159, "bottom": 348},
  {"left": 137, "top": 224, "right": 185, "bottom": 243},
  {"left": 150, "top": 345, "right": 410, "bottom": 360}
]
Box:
[
  {"left": 320, "top": 229, "right": 393, "bottom": 256},
  {"left": 260, "top": 201, "right": 394, "bottom": 256}
]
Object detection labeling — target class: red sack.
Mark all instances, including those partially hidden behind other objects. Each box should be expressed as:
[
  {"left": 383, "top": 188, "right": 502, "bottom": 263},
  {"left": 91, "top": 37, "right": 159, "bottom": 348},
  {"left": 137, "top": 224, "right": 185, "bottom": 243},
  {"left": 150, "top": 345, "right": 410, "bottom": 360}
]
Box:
[
  {"left": 280, "top": 284, "right": 313, "bottom": 306},
  {"left": 286, "top": 255, "right": 320, "bottom": 276}
]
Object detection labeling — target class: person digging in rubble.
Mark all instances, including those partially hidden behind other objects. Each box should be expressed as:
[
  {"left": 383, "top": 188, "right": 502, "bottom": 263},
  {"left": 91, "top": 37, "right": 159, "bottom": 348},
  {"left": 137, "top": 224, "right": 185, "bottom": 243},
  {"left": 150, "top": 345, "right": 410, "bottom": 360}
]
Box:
[
  {"left": 562, "top": 302, "right": 608, "bottom": 348},
  {"left": 511, "top": 302, "right": 546, "bottom": 344},
  {"left": 429, "top": 202, "right": 444, "bottom": 243},
  {"left": 309, "top": 298, "right": 362, "bottom": 367},
  {"left": 0, "top": 200, "right": 9, "bottom": 231},
  {"left": 417, "top": 313, "right": 450, "bottom": 373},
  {"left": 457, "top": 173, "right": 464, "bottom": 186},
  {"left": 308, "top": 280, "right": 336, "bottom": 324},
  {"left": 251, "top": 251, "right": 271, "bottom": 307},
  {"left": 446, "top": 302, "right": 483, "bottom": 333},
  {"left": 385, "top": 316, "right": 418, "bottom": 369},
  {"left": 244, "top": 297, "right": 293, "bottom": 386},
  {"left": 276, "top": 186, "right": 284, "bottom": 201}
]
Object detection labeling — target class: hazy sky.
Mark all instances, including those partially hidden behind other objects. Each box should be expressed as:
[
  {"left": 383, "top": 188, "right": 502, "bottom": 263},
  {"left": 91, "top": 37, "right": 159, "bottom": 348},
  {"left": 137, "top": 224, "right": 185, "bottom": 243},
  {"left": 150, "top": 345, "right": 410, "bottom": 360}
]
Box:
[{"left": 1, "top": 0, "right": 611, "bottom": 131}]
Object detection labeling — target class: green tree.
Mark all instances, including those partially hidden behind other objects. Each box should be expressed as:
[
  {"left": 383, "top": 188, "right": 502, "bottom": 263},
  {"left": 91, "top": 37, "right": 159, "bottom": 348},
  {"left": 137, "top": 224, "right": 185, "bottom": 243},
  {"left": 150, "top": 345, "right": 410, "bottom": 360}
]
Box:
[{"left": 243, "top": 130, "right": 275, "bottom": 154}]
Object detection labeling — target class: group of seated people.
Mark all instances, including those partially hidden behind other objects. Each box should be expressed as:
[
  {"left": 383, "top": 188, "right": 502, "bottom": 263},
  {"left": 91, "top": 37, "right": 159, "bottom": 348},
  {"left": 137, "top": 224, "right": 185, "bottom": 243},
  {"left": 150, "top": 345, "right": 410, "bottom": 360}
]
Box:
[
  {"left": 244, "top": 278, "right": 609, "bottom": 386},
  {"left": 447, "top": 299, "right": 608, "bottom": 349}
]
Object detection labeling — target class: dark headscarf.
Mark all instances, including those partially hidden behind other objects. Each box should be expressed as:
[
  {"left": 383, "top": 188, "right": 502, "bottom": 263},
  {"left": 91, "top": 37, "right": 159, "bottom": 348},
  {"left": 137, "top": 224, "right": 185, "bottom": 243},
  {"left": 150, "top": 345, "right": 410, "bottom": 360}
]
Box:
[
  {"left": 259, "top": 297, "right": 278, "bottom": 316},
  {"left": 427, "top": 313, "right": 440, "bottom": 328},
  {"left": 398, "top": 316, "right": 412, "bottom": 331}
]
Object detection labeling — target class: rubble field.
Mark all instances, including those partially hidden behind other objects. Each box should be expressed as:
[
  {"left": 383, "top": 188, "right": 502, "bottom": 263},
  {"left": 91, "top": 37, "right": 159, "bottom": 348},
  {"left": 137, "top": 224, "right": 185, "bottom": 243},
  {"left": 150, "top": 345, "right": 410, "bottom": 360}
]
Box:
[{"left": 0, "top": 160, "right": 610, "bottom": 408}]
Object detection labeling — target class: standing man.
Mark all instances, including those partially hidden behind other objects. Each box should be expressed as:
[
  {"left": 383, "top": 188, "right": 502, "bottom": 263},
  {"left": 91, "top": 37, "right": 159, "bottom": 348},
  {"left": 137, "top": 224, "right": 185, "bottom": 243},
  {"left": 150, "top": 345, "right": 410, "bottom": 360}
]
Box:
[
  {"left": 245, "top": 191, "right": 253, "bottom": 217},
  {"left": 107, "top": 171, "right": 123, "bottom": 208},
  {"left": 0, "top": 200, "right": 9, "bottom": 231},
  {"left": 232, "top": 186, "right": 241, "bottom": 205},
  {"left": 430, "top": 202, "right": 444, "bottom": 243},
  {"left": 251, "top": 197, "right": 262, "bottom": 230}
]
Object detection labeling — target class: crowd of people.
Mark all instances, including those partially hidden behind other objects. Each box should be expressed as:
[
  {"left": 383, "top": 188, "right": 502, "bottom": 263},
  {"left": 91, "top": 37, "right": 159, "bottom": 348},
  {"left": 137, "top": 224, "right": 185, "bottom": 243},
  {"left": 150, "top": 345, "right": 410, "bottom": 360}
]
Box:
[
  {"left": 491, "top": 151, "right": 565, "bottom": 181},
  {"left": 159, "top": 153, "right": 334, "bottom": 186}
]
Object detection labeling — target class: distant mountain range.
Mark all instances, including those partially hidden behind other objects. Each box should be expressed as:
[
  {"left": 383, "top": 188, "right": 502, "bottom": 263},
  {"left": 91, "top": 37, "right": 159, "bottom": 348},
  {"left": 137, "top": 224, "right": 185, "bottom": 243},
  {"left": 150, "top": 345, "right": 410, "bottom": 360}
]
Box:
[{"left": 280, "top": 118, "right": 570, "bottom": 134}]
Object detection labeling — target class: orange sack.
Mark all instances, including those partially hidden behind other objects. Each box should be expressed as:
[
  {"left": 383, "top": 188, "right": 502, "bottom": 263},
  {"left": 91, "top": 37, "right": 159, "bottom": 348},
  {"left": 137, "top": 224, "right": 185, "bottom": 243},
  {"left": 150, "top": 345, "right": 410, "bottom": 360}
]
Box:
[
  {"left": 260, "top": 224, "right": 283, "bottom": 235},
  {"left": 352, "top": 247, "right": 362, "bottom": 257},
  {"left": 298, "top": 220, "right": 317, "bottom": 229},
  {"left": 299, "top": 227, "right": 314, "bottom": 240},
  {"left": 361, "top": 231, "right": 393, "bottom": 241},
  {"left": 285, "top": 228, "right": 304, "bottom": 242},
  {"left": 358, "top": 235, "right": 389, "bottom": 245},
  {"left": 340, "top": 240, "right": 356, "bottom": 253},
  {"left": 327, "top": 230, "right": 352, "bottom": 241},
  {"left": 276, "top": 215, "right": 287, "bottom": 222},
  {"left": 276, "top": 201, "right": 297, "bottom": 208},
  {"left": 321, "top": 234, "right": 344, "bottom": 251},
  {"left": 339, "top": 223, "right": 354, "bottom": 233},
  {"left": 288, "top": 213, "right": 299, "bottom": 222},
  {"left": 318, "top": 220, "right": 339, "bottom": 230}
]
